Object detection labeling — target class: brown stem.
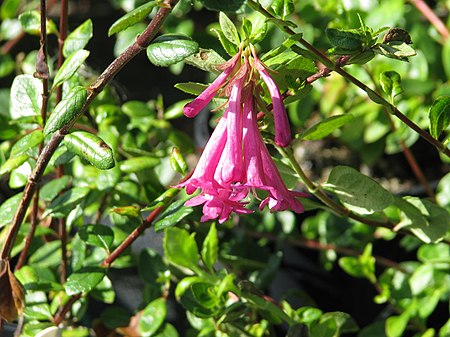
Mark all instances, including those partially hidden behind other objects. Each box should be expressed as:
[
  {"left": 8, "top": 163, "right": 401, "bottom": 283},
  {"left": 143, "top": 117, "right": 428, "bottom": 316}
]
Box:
[
  {"left": 55, "top": 0, "right": 69, "bottom": 103},
  {"left": 53, "top": 294, "right": 81, "bottom": 325},
  {"left": 14, "top": 192, "right": 40, "bottom": 270},
  {"left": 13, "top": 0, "right": 51, "bottom": 268},
  {"left": 101, "top": 206, "right": 164, "bottom": 267},
  {"left": 0, "top": 0, "right": 180, "bottom": 261},
  {"left": 410, "top": 0, "right": 449, "bottom": 41}
]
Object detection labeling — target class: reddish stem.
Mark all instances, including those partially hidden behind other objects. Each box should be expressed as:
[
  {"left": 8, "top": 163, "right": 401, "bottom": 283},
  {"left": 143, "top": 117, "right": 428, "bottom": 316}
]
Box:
[{"left": 410, "top": 0, "right": 449, "bottom": 41}]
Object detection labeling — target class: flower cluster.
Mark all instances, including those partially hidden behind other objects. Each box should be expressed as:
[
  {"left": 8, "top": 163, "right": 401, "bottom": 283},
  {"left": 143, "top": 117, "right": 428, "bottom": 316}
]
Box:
[{"left": 178, "top": 47, "right": 306, "bottom": 223}]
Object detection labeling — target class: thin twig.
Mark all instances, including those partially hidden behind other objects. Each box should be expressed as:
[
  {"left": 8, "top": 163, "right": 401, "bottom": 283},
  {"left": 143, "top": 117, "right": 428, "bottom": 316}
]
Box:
[
  {"left": 14, "top": 0, "right": 51, "bottom": 269},
  {"left": 409, "top": 0, "right": 449, "bottom": 41},
  {"left": 53, "top": 294, "right": 81, "bottom": 326},
  {"left": 0, "top": 0, "right": 180, "bottom": 260}
]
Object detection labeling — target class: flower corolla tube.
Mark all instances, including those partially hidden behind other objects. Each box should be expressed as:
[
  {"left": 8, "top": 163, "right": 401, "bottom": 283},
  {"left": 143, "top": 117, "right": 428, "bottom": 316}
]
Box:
[{"left": 178, "top": 46, "right": 306, "bottom": 223}]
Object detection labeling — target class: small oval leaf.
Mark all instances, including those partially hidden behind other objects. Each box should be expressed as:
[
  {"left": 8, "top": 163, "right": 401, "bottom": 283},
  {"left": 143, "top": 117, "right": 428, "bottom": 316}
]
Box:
[
  {"left": 0, "top": 154, "right": 28, "bottom": 175},
  {"left": 53, "top": 50, "right": 90, "bottom": 89},
  {"left": 44, "top": 86, "right": 87, "bottom": 135},
  {"left": 146, "top": 34, "right": 199, "bottom": 67},
  {"left": 429, "top": 96, "right": 450, "bottom": 139},
  {"left": 119, "top": 156, "right": 159, "bottom": 173},
  {"left": 78, "top": 224, "right": 114, "bottom": 251},
  {"left": 10, "top": 74, "right": 43, "bottom": 119},
  {"left": 63, "top": 19, "right": 93, "bottom": 58},
  {"left": 297, "top": 114, "right": 354, "bottom": 140},
  {"left": 139, "top": 298, "right": 167, "bottom": 336},
  {"left": 10, "top": 130, "right": 43, "bottom": 157},
  {"left": 325, "top": 165, "right": 394, "bottom": 215},
  {"left": 108, "top": 1, "right": 157, "bottom": 36},
  {"left": 64, "top": 131, "right": 115, "bottom": 170},
  {"left": 64, "top": 267, "right": 106, "bottom": 296}
]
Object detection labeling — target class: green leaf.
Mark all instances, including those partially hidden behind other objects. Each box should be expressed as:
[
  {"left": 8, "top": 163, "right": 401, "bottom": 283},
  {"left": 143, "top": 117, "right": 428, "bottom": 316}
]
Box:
[
  {"left": 297, "top": 114, "right": 354, "bottom": 140},
  {"left": 417, "top": 243, "right": 450, "bottom": 267},
  {"left": 44, "top": 86, "right": 87, "bottom": 135},
  {"left": 443, "top": 39, "right": 450, "bottom": 80},
  {"left": 248, "top": 11, "right": 267, "bottom": 44},
  {"left": 40, "top": 176, "right": 71, "bottom": 202},
  {"left": 147, "top": 34, "right": 199, "bottom": 67},
  {"left": 310, "top": 312, "right": 359, "bottom": 336},
  {"left": 29, "top": 240, "right": 61, "bottom": 267},
  {"left": 211, "top": 28, "right": 239, "bottom": 56},
  {"left": 428, "top": 96, "right": 450, "bottom": 139},
  {"left": 63, "top": 19, "right": 93, "bottom": 58},
  {"left": 154, "top": 199, "right": 194, "bottom": 232},
  {"left": 0, "top": 192, "right": 22, "bottom": 228},
  {"left": 139, "top": 297, "right": 167, "bottom": 337},
  {"left": 78, "top": 224, "right": 114, "bottom": 251},
  {"left": 380, "top": 71, "right": 403, "bottom": 103},
  {"left": 10, "top": 74, "right": 42, "bottom": 119},
  {"left": 386, "top": 314, "right": 409, "bottom": 337},
  {"left": 326, "top": 28, "right": 364, "bottom": 51},
  {"left": 0, "top": 54, "right": 15, "bottom": 78},
  {"left": 19, "top": 11, "right": 57, "bottom": 35},
  {"left": 138, "top": 248, "right": 168, "bottom": 283},
  {"left": 201, "top": 223, "right": 218, "bottom": 271},
  {"left": 0, "top": 153, "right": 28, "bottom": 175},
  {"left": 43, "top": 186, "right": 90, "bottom": 218},
  {"left": 10, "top": 130, "right": 43, "bottom": 157},
  {"left": 53, "top": 50, "right": 90, "bottom": 89},
  {"left": 200, "top": 0, "right": 246, "bottom": 12},
  {"left": 440, "top": 318, "right": 450, "bottom": 337},
  {"left": 90, "top": 275, "right": 115, "bottom": 304},
  {"left": 108, "top": 1, "right": 157, "bottom": 36},
  {"left": 272, "top": 0, "right": 295, "bottom": 19},
  {"left": 219, "top": 12, "right": 240, "bottom": 45},
  {"left": 122, "top": 100, "right": 154, "bottom": 117},
  {"left": 164, "top": 227, "right": 200, "bottom": 271},
  {"left": 119, "top": 156, "right": 160, "bottom": 173},
  {"left": 1, "top": 0, "right": 20, "bottom": 19},
  {"left": 325, "top": 165, "right": 394, "bottom": 214},
  {"left": 64, "top": 267, "right": 106, "bottom": 295},
  {"left": 376, "top": 42, "right": 416, "bottom": 60},
  {"left": 64, "top": 131, "right": 115, "bottom": 170},
  {"left": 409, "top": 264, "right": 434, "bottom": 295},
  {"left": 174, "top": 82, "right": 208, "bottom": 96},
  {"left": 184, "top": 49, "right": 226, "bottom": 73},
  {"left": 153, "top": 323, "right": 178, "bottom": 337},
  {"left": 113, "top": 23, "right": 146, "bottom": 57},
  {"left": 100, "top": 307, "right": 131, "bottom": 329},
  {"left": 110, "top": 205, "right": 141, "bottom": 218}
]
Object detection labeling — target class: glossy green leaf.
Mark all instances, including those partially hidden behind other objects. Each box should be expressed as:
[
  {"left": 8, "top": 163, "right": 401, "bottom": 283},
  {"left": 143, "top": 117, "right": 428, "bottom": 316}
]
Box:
[
  {"left": 78, "top": 224, "right": 114, "bottom": 251},
  {"left": 64, "top": 267, "right": 106, "bottom": 295},
  {"left": 90, "top": 275, "right": 115, "bottom": 304},
  {"left": 428, "top": 96, "right": 450, "bottom": 139},
  {"left": 10, "top": 74, "right": 42, "bottom": 119},
  {"left": 380, "top": 71, "right": 403, "bottom": 103},
  {"left": 44, "top": 86, "right": 87, "bottom": 135},
  {"left": 153, "top": 323, "right": 178, "bottom": 337},
  {"left": 248, "top": 11, "right": 267, "bottom": 44},
  {"left": 19, "top": 11, "right": 57, "bottom": 35},
  {"left": 122, "top": 100, "right": 154, "bottom": 117},
  {"left": 325, "top": 165, "right": 394, "bottom": 214},
  {"left": 184, "top": 49, "right": 225, "bottom": 73},
  {"left": 108, "top": 1, "right": 157, "bottom": 36},
  {"left": 201, "top": 223, "right": 218, "bottom": 271},
  {"left": 0, "top": 54, "right": 15, "bottom": 78},
  {"left": 64, "top": 131, "right": 115, "bottom": 170},
  {"left": 0, "top": 192, "right": 22, "bottom": 228},
  {"left": 10, "top": 130, "right": 43, "bottom": 157},
  {"left": 53, "top": 50, "right": 90, "bottom": 89},
  {"left": 154, "top": 199, "right": 194, "bottom": 232},
  {"left": 139, "top": 297, "right": 167, "bottom": 337},
  {"left": 310, "top": 312, "right": 359, "bottom": 337},
  {"left": 440, "top": 318, "right": 450, "bottom": 337},
  {"left": 110, "top": 205, "right": 141, "bottom": 218},
  {"left": 409, "top": 264, "right": 434, "bottom": 295},
  {"left": 29, "top": 240, "right": 61, "bottom": 268},
  {"left": 119, "top": 156, "right": 160, "bottom": 173},
  {"left": 219, "top": 12, "right": 240, "bottom": 45},
  {"left": 113, "top": 23, "right": 146, "bottom": 57},
  {"left": 200, "top": 0, "right": 246, "bottom": 12},
  {"left": 376, "top": 42, "right": 416, "bottom": 60},
  {"left": 40, "top": 176, "right": 71, "bottom": 202},
  {"left": 272, "top": 0, "right": 295, "bottom": 19},
  {"left": 147, "top": 34, "right": 199, "bottom": 67},
  {"left": 42, "top": 186, "right": 90, "bottom": 218},
  {"left": 418, "top": 243, "right": 450, "bottom": 267},
  {"left": 164, "top": 227, "right": 199, "bottom": 271},
  {"left": 0, "top": 153, "right": 28, "bottom": 175},
  {"left": 63, "top": 19, "right": 93, "bottom": 58},
  {"left": 100, "top": 307, "right": 131, "bottom": 329},
  {"left": 297, "top": 114, "right": 354, "bottom": 140}
]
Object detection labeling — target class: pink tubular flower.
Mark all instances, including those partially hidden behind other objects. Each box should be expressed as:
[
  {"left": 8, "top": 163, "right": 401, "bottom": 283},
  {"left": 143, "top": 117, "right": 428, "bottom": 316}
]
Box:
[
  {"left": 183, "top": 51, "right": 242, "bottom": 118},
  {"left": 253, "top": 55, "right": 291, "bottom": 147},
  {"left": 178, "top": 48, "right": 306, "bottom": 223}
]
